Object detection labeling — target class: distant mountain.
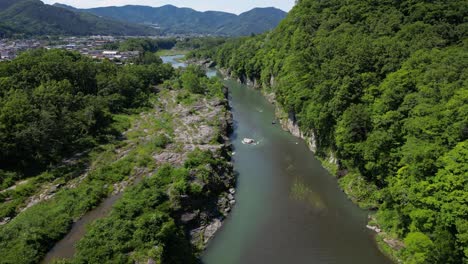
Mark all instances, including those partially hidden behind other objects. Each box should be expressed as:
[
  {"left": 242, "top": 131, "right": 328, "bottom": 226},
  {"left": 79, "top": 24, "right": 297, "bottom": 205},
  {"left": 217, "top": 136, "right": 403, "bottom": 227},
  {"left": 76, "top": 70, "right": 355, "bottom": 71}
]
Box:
[
  {"left": 0, "top": 0, "right": 156, "bottom": 37},
  {"left": 55, "top": 4, "right": 287, "bottom": 36},
  {"left": 216, "top": 7, "right": 288, "bottom": 36},
  {"left": 53, "top": 3, "right": 78, "bottom": 11}
]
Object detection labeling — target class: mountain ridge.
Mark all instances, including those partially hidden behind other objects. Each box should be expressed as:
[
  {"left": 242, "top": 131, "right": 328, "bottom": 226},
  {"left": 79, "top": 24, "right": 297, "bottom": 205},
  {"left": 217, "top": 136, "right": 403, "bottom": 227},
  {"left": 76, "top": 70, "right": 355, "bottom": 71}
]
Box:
[
  {"left": 54, "top": 3, "right": 287, "bottom": 36},
  {"left": 0, "top": 0, "right": 157, "bottom": 36}
]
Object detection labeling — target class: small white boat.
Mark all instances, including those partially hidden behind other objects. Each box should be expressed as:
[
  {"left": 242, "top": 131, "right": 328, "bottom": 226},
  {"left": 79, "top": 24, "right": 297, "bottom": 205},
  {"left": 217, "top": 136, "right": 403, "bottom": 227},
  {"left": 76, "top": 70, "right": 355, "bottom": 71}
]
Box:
[{"left": 242, "top": 138, "right": 255, "bottom": 145}]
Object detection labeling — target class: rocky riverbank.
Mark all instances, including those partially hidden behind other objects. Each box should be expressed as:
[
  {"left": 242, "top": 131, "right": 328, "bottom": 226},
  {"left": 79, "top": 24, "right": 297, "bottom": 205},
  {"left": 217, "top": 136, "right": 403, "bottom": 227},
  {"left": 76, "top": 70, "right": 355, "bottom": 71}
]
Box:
[{"left": 153, "top": 87, "right": 236, "bottom": 248}]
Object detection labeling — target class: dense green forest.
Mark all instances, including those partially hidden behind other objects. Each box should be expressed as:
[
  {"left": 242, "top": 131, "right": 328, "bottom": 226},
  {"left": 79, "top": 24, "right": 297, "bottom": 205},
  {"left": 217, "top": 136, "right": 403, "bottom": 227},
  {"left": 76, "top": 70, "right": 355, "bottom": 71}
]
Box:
[
  {"left": 0, "top": 49, "right": 173, "bottom": 185},
  {"left": 0, "top": 49, "right": 169, "bottom": 262},
  {"left": 175, "top": 37, "right": 227, "bottom": 51},
  {"left": 100, "top": 37, "right": 226, "bottom": 58},
  {"left": 0, "top": 49, "right": 231, "bottom": 263},
  {"left": 102, "top": 38, "right": 178, "bottom": 52},
  {"left": 189, "top": 0, "right": 468, "bottom": 263}
]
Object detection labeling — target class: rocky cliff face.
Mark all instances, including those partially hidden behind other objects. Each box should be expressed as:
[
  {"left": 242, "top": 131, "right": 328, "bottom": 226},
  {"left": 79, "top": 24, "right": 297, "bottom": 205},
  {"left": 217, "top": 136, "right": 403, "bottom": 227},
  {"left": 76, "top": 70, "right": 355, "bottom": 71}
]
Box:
[
  {"left": 236, "top": 74, "right": 261, "bottom": 89},
  {"left": 219, "top": 68, "right": 338, "bottom": 166},
  {"left": 276, "top": 107, "right": 319, "bottom": 155},
  {"left": 277, "top": 108, "right": 339, "bottom": 166},
  {"left": 155, "top": 88, "right": 235, "bottom": 249},
  {"left": 218, "top": 68, "right": 262, "bottom": 89}
]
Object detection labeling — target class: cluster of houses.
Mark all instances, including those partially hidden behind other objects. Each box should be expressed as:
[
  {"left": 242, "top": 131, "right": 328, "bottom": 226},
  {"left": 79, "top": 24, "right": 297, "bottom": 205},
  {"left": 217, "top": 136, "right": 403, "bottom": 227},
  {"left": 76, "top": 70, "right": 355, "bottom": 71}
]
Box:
[
  {"left": 90, "top": 50, "right": 140, "bottom": 61},
  {"left": 0, "top": 39, "right": 41, "bottom": 61},
  {"left": 0, "top": 36, "right": 141, "bottom": 62}
]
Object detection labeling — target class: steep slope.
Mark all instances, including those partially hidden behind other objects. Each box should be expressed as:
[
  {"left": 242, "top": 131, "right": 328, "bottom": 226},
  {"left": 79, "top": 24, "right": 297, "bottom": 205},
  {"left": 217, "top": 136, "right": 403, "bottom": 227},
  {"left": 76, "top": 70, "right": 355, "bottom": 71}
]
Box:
[
  {"left": 55, "top": 4, "right": 287, "bottom": 36},
  {"left": 0, "top": 0, "right": 156, "bottom": 36},
  {"left": 190, "top": 0, "right": 468, "bottom": 263},
  {"left": 216, "top": 7, "right": 288, "bottom": 36},
  {"left": 52, "top": 3, "right": 78, "bottom": 11}
]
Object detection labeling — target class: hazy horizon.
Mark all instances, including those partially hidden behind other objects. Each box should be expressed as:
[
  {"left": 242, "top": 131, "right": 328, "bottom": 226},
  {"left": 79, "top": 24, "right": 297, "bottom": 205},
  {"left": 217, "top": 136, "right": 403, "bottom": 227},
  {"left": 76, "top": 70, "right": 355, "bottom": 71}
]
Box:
[{"left": 44, "top": 0, "right": 295, "bottom": 14}]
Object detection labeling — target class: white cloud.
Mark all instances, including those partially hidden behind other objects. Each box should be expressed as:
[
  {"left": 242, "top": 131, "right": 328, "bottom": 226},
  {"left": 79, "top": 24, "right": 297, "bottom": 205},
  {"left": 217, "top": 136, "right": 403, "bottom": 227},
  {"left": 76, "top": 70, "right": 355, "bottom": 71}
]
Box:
[{"left": 43, "top": 0, "right": 295, "bottom": 14}]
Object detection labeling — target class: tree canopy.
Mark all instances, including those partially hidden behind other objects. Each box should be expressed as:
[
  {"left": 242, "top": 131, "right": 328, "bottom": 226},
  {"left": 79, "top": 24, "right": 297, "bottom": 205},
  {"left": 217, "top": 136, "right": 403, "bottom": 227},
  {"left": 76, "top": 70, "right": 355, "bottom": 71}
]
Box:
[{"left": 0, "top": 49, "right": 174, "bottom": 184}]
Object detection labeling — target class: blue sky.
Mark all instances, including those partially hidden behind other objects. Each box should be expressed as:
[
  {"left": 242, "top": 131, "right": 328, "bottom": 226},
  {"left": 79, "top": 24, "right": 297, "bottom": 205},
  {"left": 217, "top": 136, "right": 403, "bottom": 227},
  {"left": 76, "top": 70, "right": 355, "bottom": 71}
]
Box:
[{"left": 44, "top": 0, "right": 295, "bottom": 14}]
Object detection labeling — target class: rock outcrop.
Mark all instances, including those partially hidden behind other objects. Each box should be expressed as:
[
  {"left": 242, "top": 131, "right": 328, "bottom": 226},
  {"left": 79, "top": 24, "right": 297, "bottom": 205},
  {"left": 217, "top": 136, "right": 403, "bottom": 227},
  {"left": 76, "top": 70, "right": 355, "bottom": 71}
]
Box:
[
  {"left": 154, "top": 88, "right": 235, "bottom": 249},
  {"left": 277, "top": 109, "right": 320, "bottom": 155}
]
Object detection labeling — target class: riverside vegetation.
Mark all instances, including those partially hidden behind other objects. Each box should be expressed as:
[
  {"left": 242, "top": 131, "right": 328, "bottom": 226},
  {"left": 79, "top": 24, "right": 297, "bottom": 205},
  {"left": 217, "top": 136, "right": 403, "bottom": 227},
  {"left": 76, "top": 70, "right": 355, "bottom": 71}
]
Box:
[
  {"left": 189, "top": 0, "right": 468, "bottom": 263},
  {"left": 0, "top": 49, "right": 234, "bottom": 263}
]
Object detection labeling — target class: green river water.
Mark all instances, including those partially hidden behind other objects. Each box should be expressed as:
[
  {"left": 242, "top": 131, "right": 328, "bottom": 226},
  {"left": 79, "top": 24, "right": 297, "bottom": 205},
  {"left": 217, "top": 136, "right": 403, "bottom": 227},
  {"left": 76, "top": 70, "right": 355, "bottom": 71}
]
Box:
[{"left": 202, "top": 77, "right": 391, "bottom": 264}]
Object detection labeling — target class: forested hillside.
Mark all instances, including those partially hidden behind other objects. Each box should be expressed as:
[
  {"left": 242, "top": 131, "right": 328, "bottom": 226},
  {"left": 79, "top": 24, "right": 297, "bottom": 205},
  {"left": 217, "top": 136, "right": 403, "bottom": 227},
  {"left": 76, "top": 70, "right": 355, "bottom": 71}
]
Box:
[
  {"left": 189, "top": 0, "right": 468, "bottom": 263},
  {"left": 0, "top": 0, "right": 156, "bottom": 37},
  {"left": 215, "top": 7, "right": 288, "bottom": 36},
  {"left": 0, "top": 49, "right": 173, "bottom": 189},
  {"left": 56, "top": 4, "right": 287, "bottom": 36}
]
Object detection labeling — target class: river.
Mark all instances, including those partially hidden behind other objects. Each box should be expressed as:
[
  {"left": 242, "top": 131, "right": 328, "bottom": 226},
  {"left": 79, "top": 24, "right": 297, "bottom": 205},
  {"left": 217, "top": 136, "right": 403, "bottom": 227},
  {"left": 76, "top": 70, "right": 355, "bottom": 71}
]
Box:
[
  {"left": 161, "top": 54, "right": 187, "bottom": 69},
  {"left": 160, "top": 56, "right": 390, "bottom": 264},
  {"left": 202, "top": 78, "right": 392, "bottom": 264}
]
